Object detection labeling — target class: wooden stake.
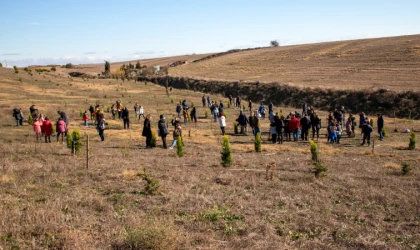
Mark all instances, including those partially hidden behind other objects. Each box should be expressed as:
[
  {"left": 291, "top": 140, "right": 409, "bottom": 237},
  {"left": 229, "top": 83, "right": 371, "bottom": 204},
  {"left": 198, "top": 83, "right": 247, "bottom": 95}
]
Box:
[
  {"left": 372, "top": 139, "right": 375, "bottom": 155},
  {"left": 86, "top": 134, "right": 89, "bottom": 169}
]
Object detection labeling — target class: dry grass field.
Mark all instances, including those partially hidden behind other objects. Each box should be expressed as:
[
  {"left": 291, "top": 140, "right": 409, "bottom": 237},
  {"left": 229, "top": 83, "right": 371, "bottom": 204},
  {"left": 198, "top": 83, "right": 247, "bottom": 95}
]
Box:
[
  {"left": 53, "top": 53, "right": 214, "bottom": 77},
  {"left": 169, "top": 35, "right": 420, "bottom": 92},
  {"left": 0, "top": 66, "right": 419, "bottom": 249}
]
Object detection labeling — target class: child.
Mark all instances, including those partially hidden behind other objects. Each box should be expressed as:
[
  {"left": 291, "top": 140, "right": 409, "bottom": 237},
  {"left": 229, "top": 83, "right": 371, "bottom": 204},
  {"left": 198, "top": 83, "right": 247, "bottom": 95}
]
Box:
[
  {"left": 336, "top": 122, "right": 342, "bottom": 144},
  {"left": 170, "top": 125, "right": 181, "bottom": 149},
  {"left": 33, "top": 118, "right": 42, "bottom": 142},
  {"left": 41, "top": 117, "right": 53, "bottom": 143},
  {"left": 83, "top": 111, "right": 89, "bottom": 126},
  {"left": 56, "top": 117, "right": 67, "bottom": 144}
]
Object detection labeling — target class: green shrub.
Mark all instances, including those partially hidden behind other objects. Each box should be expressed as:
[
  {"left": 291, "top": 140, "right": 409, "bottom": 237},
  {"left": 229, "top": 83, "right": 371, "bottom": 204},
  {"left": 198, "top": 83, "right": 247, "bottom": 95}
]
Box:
[
  {"left": 0, "top": 62, "right": 2, "bottom": 67},
  {"left": 221, "top": 135, "right": 232, "bottom": 167},
  {"left": 66, "top": 130, "right": 82, "bottom": 154},
  {"left": 79, "top": 109, "right": 83, "bottom": 118},
  {"left": 409, "top": 132, "right": 416, "bottom": 150},
  {"left": 255, "top": 132, "right": 262, "bottom": 152},
  {"left": 176, "top": 136, "right": 184, "bottom": 157},
  {"left": 401, "top": 163, "right": 411, "bottom": 175},
  {"left": 51, "top": 67, "right": 56, "bottom": 72},
  {"left": 107, "top": 105, "right": 110, "bottom": 113},
  {"left": 27, "top": 114, "right": 34, "bottom": 125},
  {"left": 309, "top": 140, "right": 318, "bottom": 162},
  {"left": 170, "top": 97, "right": 174, "bottom": 104},
  {"left": 18, "top": 77, "right": 22, "bottom": 83},
  {"left": 227, "top": 102, "right": 230, "bottom": 108},
  {"left": 205, "top": 110, "right": 209, "bottom": 119},
  {"left": 151, "top": 130, "right": 157, "bottom": 147},
  {"left": 65, "top": 63, "right": 73, "bottom": 68},
  {"left": 233, "top": 122, "right": 239, "bottom": 135},
  {"left": 370, "top": 118, "right": 374, "bottom": 128},
  {"left": 116, "top": 223, "right": 178, "bottom": 250},
  {"left": 138, "top": 168, "right": 160, "bottom": 195},
  {"left": 382, "top": 127, "right": 387, "bottom": 137},
  {"left": 314, "top": 161, "right": 328, "bottom": 178},
  {"left": 66, "top": 132, "right": 73, "bottom": 149},
  {"left": 242, "top": 104, "right": 246, "bottom": 110},
  {"left": 185, "top": 83, "right": 190, "bottom": 90}
]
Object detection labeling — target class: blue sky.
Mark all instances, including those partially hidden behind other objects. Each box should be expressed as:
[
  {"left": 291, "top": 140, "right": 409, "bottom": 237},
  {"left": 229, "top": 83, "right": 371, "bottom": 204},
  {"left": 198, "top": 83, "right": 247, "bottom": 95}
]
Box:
[{"left": 1, "top": 0, "right": 419, "bottom": 67}]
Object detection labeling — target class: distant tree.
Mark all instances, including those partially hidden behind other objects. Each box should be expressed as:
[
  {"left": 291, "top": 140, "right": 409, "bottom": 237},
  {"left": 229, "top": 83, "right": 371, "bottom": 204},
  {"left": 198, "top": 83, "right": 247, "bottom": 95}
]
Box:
[
  {"left": 65, "top": 63, "right": 73, "bottom": 68},
  {"left": 270, "top": 40, "right": 279, "bottom": 47},
  {"left": 0, "top": 62, "right": 2, "bottom": 68},
  {"left": 51, "top": 66, "right": 56, "bottom": 72},
  {"left": 104, "top": 61, "right": 110, "bottom": 74},
  {"left": 128, "top": 62, "right": 134, "bottom": 69},
  {"left": 136, "top": 61, "right": 141, "bottom": 69}
]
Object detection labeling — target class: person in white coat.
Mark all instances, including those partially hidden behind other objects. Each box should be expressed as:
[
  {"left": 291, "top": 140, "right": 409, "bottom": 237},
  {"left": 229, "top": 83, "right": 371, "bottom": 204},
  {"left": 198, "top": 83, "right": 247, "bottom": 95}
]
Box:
[{"left": 219, "top": 112, "right": 226, "bottom": 135}]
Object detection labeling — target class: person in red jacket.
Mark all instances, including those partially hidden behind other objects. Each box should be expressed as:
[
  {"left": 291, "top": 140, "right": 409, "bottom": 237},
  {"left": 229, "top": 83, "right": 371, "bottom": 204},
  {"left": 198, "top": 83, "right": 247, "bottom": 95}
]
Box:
[
  {"left": 289, "top": 114, "right": 301, "bottom": 141},
  {"left": 83, "top": 110, "right": 89, "bottom": 127},
  {"left": 41, "top": 117, "right": 53, "bottom": 143}
]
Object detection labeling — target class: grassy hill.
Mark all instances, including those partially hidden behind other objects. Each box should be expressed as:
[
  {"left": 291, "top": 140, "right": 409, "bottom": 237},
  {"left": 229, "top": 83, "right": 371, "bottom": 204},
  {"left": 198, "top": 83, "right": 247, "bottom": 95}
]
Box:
[
  {"left": 0, "top": 66, "right": 419, "bottom": 249},
  {"left": 169, "top": 35, "right": 420, "bottom": 92}
]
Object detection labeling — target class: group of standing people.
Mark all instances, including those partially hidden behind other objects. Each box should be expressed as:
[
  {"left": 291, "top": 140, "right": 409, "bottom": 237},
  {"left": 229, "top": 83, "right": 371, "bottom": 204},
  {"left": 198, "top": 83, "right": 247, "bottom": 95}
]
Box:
[{"left": 13, "top": 105, "right": 69, "bottom": 143}]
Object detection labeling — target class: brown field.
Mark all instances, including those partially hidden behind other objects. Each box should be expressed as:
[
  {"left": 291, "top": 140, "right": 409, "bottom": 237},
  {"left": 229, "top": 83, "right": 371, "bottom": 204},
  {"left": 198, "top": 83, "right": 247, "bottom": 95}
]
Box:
[
  {"left": 169, "top": 35, "right": 420, "bottom": 92},
  {"left": 50, "top": 53, "right": 214, "bottom": 77},
  {"left": 0, "top": 66, "right": 419, "bottom": 249}
]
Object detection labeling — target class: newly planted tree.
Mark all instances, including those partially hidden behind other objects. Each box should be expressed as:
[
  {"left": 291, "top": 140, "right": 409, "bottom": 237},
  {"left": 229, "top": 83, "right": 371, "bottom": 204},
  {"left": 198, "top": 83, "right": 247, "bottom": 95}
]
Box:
[
  {"left": 221, "top": 136, "right": 232, "bottom": 167},
  {"left": 27, "top": 114, "right": 34, "bottom": 125},
  {"left": 309, "top": 140, "right": 327, "bottom": 177},
  {"left": 255, "top": 132, "right": 262, "bottom": 152},
  {"left": 176, "top": 136, "right": 184, "bottom": 157},
  {"left": 66, "top": 130, "right": 82, "bottom": 154},
  {"left": 138, "top": 168, "right": 160, "bottom": 195},
  {"left": 409, "top": 132, "right": 416, "bottom": 150},
  {"left": 401, "top": 163, "right": 411, "bottom": 176},
  {"left": 151, "top": 130, "right": 157, "bottom": 147}
]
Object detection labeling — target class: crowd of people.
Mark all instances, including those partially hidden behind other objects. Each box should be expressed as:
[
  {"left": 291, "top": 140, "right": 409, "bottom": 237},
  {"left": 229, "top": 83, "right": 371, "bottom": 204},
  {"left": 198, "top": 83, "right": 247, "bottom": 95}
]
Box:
[{"left": 12, "top": 94, "right": 386, "bottom": 149}]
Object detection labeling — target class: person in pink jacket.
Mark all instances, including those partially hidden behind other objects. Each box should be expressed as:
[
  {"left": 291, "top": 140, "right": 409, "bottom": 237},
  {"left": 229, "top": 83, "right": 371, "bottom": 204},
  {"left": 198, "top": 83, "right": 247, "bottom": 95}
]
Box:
[
  {"left": 33, "top": 119, "right": 42, "bottom": 142},
  {"left": 56, "top": 117, "right": 67, "bottom": 143}
]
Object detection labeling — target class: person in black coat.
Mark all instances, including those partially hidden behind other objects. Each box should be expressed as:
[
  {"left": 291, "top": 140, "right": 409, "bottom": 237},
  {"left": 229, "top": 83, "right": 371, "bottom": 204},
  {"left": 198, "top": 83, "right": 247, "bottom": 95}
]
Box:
[
  {"left": 236, "top": 110, "right": 249, "bottom": 135},
  {"left": 300, "top": 114, "right": 311, "bottom": 141},
  {"left": 142, "top": 115, "right": 152, "bottom": 149},
  {"left": 122, "top": 106, "right": 130, "bottom": 129},
  {"left": 190, "top": 105, "right": 197, "bottom": 123},
  {"left": 274, "top": 114, "right": 284, "bottom": 144},
  {"left": 311, "top": 113, "right": 321, "bottom": 141},
  {"left": 12, "top": 108, "right": 22, "bottom": 127},
  {"left": 158, "top": 114, "right": 169, "bottom": 149},
  {"left": 89, "top": 105, "right": 95, "bottom": 120}
]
